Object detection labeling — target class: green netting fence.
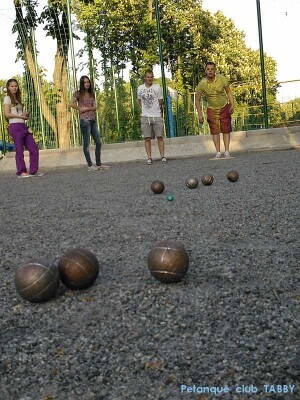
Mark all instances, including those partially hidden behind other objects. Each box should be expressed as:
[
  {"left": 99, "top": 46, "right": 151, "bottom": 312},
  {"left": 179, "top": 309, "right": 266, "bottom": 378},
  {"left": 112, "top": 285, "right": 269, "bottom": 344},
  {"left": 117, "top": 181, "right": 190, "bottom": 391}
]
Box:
[{"left": 1, "top": 0, "right": 299, "bottom": 154}]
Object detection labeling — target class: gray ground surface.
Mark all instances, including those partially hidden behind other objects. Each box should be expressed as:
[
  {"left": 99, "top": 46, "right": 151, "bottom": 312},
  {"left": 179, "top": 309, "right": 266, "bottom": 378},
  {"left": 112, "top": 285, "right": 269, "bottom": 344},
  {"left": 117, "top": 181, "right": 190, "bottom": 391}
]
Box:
[{"left": 0, "top": 149, "right": 299, "bottom": 400}]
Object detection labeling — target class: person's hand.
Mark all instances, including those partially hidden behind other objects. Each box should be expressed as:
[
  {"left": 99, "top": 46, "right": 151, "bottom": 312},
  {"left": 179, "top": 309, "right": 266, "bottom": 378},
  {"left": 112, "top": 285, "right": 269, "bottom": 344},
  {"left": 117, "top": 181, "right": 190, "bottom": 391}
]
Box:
[
  {"left": 80, "top": 107, "right": 88, "bottom": 113},
  {"left": 21, "top": 113, "right": 29, "bottom": 120},
  {"left": 229, "top": 105, "right": 234, "bottom": 114},
  {"left": 198, "top": 112, "right": 204, "bottom": 124}
]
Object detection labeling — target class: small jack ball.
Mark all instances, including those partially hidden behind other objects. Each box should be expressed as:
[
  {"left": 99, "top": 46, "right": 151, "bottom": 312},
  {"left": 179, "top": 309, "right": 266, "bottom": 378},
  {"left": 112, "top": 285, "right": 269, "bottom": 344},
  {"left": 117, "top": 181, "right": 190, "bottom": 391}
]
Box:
[
  {"left": 227, "top": 170, "right": 239, "bottom": 182},
  {"left": 151, "top": 180, "right": 165, "bottom": 194},
  {"left": 185, "top": 177, "right": 199, "bottom": 189},
  {"left": 167, "top": 195, "right": 174, "bottom": 201},
  {"left": 201, "top": 175, "right": 214, "bottom": 186}
]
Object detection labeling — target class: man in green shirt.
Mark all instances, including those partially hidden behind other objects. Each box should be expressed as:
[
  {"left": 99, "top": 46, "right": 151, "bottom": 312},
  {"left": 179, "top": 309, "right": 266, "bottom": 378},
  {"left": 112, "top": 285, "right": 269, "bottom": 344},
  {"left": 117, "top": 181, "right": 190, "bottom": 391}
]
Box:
[{"left": 195, "top": 62, "right": 234, "bottom": 159}]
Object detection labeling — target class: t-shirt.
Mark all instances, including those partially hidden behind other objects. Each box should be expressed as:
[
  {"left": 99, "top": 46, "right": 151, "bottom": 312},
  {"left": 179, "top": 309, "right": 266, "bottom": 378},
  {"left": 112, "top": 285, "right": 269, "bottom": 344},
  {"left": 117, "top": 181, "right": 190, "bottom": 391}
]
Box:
[
  {"left": 3, "top": 95, "right": 24, "bottom": 124},
  {"left": 137, "top": 84, "right": 163, "bottom": 117},
  {"left": 72, "top": 91, "right": 96, "bottom": 120},
  {"left": 195, "top": 74, "right": 229, "bottom": 110}
]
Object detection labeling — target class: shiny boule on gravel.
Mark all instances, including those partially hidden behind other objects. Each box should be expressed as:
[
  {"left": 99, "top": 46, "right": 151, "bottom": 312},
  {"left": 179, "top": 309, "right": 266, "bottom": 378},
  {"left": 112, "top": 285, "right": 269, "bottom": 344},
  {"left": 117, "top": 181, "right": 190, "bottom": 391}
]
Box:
[
  {"left": 15, "top": 259, "right": 59, "bottom": 302},
  {"left": 148, "top": 240, "right": 189, "bottom": 283},
  {"left": 58, "top": 248, "right": 100, "bottom": 290}
]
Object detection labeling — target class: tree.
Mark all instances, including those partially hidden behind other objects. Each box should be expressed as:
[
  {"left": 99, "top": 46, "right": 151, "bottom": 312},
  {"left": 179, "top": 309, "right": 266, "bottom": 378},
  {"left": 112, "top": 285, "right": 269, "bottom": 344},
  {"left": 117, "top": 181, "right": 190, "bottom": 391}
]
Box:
[
  {"left": 210, "top": 12, "right": 277, "bottom": 105},
  {"left": 12, "top": 0, "right": 81, "bottom": 148},
  {"left": 39, "top": 0, "right": 75, "bottom": 148},
  {"left": 12, "top": 0, "right": 57, "bottom": 138}
]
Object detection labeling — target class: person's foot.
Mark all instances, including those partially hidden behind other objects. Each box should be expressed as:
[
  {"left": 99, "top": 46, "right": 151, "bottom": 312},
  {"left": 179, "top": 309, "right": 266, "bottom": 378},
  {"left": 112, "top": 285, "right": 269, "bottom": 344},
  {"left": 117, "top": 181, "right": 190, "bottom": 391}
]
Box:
[
  {"left": 97, "top": 164, "right": 110, "bottom": 170},
  {"left": 147, "top": 158, "right": 152, "bottom": 165},
  {"left": 161, "top": 157, "right": 167, "bottom": 163},
  {"left": 224, "top": 151, "right": 231, "bottom": 159},
  {"left": 88, "top": 165, "right": 98, "bottom": 171},
  {"left": 17, "top": 172, "right": 30, "bottom": 179},
  {"left": 29, "top": 172, "right": 45, "bottom": 177},
  {"left": 215, "top": 152, "right": 222, "bottom": 159}
]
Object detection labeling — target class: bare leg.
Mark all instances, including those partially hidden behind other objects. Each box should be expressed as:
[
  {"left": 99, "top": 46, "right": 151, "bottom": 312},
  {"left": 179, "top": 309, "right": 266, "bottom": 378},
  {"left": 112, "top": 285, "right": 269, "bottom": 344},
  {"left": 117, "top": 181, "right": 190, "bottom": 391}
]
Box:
[
  {"left": 223, "top": 133, "right": 230, "bottom": 152},
  {"left": 144, "top": 138, "right": 152, "bottom": 159},
  {"left": 157, "top": 136, "right": 164, "bottom": 157},
  {"left": 212, "top": 134, "right": 221, "bottom": 152}
]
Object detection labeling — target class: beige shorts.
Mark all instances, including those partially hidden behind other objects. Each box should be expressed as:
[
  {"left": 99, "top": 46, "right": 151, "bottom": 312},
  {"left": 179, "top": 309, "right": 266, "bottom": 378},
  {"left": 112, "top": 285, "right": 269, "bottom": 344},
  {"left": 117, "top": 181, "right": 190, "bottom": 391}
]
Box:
[{"left": 141, "top": 116, "right": 164, "bottom": 139}]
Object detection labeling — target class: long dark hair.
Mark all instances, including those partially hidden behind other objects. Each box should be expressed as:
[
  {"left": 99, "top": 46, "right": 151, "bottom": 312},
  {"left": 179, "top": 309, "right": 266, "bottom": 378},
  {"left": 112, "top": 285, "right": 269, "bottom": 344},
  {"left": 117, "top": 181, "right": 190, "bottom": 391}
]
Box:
[
  {"left": 78, "top": 75, "right": 95, "bottom": 99},
  {"left": 6, "top": 79, "right": 23, "bottom": 106}
]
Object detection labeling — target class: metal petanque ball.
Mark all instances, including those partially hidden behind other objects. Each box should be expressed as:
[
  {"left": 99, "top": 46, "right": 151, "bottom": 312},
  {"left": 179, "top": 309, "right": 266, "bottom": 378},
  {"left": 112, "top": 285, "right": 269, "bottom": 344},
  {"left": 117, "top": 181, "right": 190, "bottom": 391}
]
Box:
[
  {"left": 227, "top": 170, "right": 239, "bottom": 182},
  {"left": 151, "top": 180, "right": 165, "bottom": 194},
  {"left": 58, "top": 248, "right": 100, "bottom": 290},
  {"left": 185, "top": 177, "right": 199, "bottom": 189},
  {"left": 201, "top": 175, "right": 214, "bottom": 186},
  {"left": 15, "top": 260, "right": 59, "bottom": 303},
  {"left": 148, "top": 240, "right": 189, "bottom": 283}
]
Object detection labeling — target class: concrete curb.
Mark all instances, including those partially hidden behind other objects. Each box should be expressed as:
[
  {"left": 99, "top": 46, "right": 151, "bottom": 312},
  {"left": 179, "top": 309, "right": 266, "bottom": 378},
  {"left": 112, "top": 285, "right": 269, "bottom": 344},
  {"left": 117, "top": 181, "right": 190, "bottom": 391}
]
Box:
[{"left": 1, "top": 126, "right": 299, "bottom": 173}]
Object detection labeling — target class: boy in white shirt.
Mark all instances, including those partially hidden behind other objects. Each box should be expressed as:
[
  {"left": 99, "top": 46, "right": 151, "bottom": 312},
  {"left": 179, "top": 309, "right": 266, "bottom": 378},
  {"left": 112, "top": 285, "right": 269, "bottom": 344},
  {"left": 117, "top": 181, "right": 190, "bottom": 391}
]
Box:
[{"left": 137, "top": 70, "right": 167, "bottom": 165}]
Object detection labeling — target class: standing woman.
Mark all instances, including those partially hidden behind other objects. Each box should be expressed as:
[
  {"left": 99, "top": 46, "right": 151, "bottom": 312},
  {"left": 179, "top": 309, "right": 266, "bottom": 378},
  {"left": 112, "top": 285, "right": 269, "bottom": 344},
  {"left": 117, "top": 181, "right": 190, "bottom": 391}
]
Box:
[
  {"left": 71, "top": 76, "right": 108, "bottom": 171},
  {"left": 3, "top": 79, "right": 43, "bottom": 178}
]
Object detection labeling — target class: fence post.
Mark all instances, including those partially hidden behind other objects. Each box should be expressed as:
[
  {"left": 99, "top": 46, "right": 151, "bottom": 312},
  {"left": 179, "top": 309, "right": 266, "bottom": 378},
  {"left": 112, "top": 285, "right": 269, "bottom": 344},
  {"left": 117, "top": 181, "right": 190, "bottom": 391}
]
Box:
[
  {"left": 154, "top": 0, "right": 170, "bottom": 138},
  {"left": 0, "top": 99, "right": 7, "bottom": 155},
  {"left": 87, "top": 32, "right": 101, "bottom": 136},
  {"left": 111, "top": 62, "right": 121, "bottom": 140},
  {"left": 256, "top": 0, "right": 269, "bottom": 129},
  {"left": 31, "top": 28, "right": 46, "bottom": 149},
  {"left": 66, "top": 0, "right": 79, "bottom": 147}
]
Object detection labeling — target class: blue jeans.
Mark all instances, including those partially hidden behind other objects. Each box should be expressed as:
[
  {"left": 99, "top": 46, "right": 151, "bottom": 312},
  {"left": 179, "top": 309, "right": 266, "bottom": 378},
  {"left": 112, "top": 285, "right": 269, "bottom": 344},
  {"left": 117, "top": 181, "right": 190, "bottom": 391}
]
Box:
[{"left": 80, "top": 119, "right": 102, "bottom": 167}]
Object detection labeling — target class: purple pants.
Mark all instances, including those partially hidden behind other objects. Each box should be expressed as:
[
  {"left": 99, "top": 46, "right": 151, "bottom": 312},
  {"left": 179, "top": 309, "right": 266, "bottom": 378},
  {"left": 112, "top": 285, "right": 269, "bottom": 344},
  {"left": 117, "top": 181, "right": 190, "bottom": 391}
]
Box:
[{"left": 8, "top": 123, "right": 39, "bottom": 176}]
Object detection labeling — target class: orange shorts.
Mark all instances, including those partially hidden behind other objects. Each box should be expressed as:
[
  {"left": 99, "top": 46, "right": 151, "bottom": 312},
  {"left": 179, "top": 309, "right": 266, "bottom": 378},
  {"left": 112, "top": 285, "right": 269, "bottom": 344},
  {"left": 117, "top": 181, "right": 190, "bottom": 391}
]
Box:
[{"left": 207, "top": 103, "right": 232, "bottom": 135}]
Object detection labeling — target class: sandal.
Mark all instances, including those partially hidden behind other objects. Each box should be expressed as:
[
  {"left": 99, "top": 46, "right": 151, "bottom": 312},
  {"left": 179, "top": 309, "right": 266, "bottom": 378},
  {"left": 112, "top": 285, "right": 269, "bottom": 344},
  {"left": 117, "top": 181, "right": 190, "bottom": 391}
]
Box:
[{"left": 147, "top": 158, "right": 152, "bottom": 165}]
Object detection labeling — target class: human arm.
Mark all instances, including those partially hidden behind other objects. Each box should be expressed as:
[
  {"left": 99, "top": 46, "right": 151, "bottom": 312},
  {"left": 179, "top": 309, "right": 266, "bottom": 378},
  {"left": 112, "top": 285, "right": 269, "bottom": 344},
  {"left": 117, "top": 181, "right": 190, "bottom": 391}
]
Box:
[
  {"left": 3, "top": 103, "right": 28, "bottom": 120},
  {"left": 159, "top": 99, "right": 164, "bottom": 114},
  {"left": 195, "top": 92, "right": 204, "bottom": 123},
  {"left": 82, "top": 97, "right": 97, "bottom": 112},
  {"left": 70, "top": 93, "right": 89, "bottom": 113},
  {"left": 85, "top": 105, "right": 97, "bottom": 111},
  {"left": 70, "top": 99, "right": 88, "bottom": 113},
  {"left": 224, "top": 86, "right": 234, "bottom": 114},
  {"left": 158, "top": 86, "right": 164, "bottom": 114}
]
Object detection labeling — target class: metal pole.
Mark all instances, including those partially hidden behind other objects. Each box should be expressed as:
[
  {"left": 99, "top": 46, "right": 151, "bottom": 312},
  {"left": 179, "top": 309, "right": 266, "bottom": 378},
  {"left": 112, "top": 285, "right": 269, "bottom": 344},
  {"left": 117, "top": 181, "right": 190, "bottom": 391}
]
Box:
[
  {"left": 0, "top": 99, "right": 7, "bottom": 155},
  {"left": 256, "top": 0, "right": 269, "bottom": 129},
  {"left": 66, "top": 0, "right": 77, "bottom": 91},
  {"left": 31, "top": 28, "right": 46, "bottom": 149},
  {"left": 175, "top": 95, "right": 179, "bottom": 136},
  {"left": 129, "top": 71, "right": 135, "bottom": 119},
  {"left": 66, "top": 0, "right": 79, "bottom": 146},
  {"left": 66, "top": 63, "right": 77, "bottom": 147},
  {"left": 154, "top": 0, "right": 170, "bottom": 138},
  {"left": 111, "top": 62, "right": 120, "bottom": 139},
  {"left": 87, "top": 32, "right": 101, "bottom": 134}
]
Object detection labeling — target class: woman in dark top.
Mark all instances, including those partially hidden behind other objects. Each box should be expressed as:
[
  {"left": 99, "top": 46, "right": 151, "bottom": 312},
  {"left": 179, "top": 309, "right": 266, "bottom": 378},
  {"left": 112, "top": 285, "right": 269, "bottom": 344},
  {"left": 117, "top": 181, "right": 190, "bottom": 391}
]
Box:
[{"left": 71, "top": 76, "right": 109, "bottom": 171}]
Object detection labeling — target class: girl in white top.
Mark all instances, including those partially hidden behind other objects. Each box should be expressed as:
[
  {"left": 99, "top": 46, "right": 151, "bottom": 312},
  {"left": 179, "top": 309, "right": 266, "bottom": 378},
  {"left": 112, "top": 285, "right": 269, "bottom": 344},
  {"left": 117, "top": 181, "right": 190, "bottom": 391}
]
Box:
[{"left": 3, "top": 79, "right": 42, "bottom": 178}]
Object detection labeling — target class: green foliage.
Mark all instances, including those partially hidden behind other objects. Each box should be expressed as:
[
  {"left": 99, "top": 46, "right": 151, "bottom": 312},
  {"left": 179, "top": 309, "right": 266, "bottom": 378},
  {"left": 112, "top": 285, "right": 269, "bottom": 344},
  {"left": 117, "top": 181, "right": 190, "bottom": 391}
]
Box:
[
  {"left": 3, "top": 0, "right": 299, "bottom": 147},
  {"left": 277, "top": 97, "right": 300, "bottom": 125},
  {"left": 74, "top": 1, "right": 278, "bottom": 100},
  {"left": 98, "top": 74, "right": 142, "bottom": 142},
  {"left": 12, "top": 0, "right": 39, "bottom": 60}
]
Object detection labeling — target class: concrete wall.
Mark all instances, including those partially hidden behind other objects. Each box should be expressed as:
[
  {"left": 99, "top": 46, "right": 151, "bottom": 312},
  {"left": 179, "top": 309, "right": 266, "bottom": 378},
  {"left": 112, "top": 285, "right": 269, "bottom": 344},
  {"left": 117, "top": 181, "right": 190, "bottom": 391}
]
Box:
[{"left": 1, "top": 126, "right": 299, "bottom": 173}]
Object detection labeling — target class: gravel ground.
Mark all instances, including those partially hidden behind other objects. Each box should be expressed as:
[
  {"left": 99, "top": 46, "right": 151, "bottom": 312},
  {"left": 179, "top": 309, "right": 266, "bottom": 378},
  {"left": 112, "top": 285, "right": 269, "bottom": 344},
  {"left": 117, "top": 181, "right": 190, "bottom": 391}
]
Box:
[{"left": 0, "top": 149, "right": 299, "bottom": 400}]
